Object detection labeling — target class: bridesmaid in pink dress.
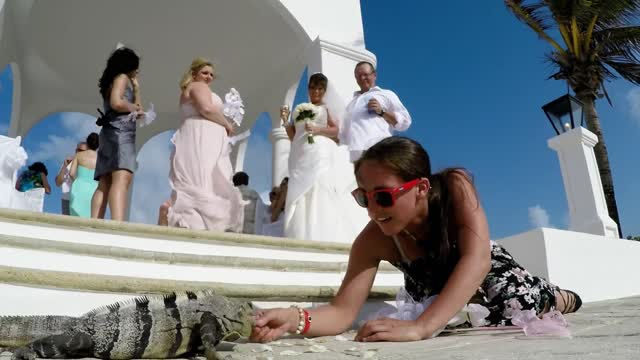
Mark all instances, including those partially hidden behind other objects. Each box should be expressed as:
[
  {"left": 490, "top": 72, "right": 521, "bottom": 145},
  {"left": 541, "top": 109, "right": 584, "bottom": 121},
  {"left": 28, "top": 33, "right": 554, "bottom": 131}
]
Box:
[{"left": 167, "top": 57, "right": 244, "bottom": 231}]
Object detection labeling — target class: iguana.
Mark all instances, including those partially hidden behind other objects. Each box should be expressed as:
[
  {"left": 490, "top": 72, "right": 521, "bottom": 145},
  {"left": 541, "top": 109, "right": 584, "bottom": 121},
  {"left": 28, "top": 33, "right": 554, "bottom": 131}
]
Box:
[{"left": 0, "top": 290, "right": 254, "bottom": 360}]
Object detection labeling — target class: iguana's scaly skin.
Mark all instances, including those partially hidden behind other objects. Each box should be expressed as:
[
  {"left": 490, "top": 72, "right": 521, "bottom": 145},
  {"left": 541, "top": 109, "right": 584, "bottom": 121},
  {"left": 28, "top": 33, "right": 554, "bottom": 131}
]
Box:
[{"left": 0, "top": 291, "right": 254, "bottom": 360}]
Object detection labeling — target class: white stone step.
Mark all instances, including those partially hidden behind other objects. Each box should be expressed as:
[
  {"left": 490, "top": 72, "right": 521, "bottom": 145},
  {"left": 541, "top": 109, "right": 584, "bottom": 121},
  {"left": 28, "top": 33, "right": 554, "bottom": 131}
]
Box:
[{"left": 0, "top": 209, "right": 401, "bottom": 317}]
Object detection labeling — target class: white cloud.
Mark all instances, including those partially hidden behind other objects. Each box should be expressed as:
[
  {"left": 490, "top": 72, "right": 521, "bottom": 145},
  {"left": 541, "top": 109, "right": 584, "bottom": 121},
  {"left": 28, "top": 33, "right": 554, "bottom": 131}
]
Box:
[
  {"left": 625, "top": 88, "right": 640, "bottom": 125},
  {"left": 528, "top": 205, "right": 553, "bottom": 228},
  {"left": 29, "top": 134, "right": 79, "bottom": 163},
  {"left": 59, "top": 112, "right": 100, "bottom": 138},
  {"left": 29, "top": 112, "right": 98, "bottom": 163},
  {"left": 130, "top": 131, "right": 173, "bottom": 225}
]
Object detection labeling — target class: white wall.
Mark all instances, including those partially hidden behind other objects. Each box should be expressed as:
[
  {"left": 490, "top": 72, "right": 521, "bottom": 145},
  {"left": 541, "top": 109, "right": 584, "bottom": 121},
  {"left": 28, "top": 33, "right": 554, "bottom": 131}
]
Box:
[
  {"left": 498, "top": 228, "right": 640, "bottom": 302},
  {"left": 280, "top": 0, "right": 365, "bottom": 48}
]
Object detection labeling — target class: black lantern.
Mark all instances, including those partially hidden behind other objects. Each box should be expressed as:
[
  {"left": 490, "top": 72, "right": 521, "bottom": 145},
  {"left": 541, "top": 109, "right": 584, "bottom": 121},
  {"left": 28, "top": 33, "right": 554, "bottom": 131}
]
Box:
[{"left": 541, "top": 94, "right": 584, "bottom": 135}]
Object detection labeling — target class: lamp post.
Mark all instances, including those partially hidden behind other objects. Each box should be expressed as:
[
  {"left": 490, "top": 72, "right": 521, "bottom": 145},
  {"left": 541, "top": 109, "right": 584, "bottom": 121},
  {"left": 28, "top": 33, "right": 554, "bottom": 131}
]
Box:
[
  {"left": 544, "top": 94, "right": 619, "bottom": 238},
  {"left": 541, "top": 94, "right": 584, "bottom": 135}
]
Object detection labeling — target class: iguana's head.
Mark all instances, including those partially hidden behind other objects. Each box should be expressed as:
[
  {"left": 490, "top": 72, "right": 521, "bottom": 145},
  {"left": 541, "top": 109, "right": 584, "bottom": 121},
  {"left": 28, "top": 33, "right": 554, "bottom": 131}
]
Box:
[
  {"left": 221, "top": 301, "right": 254, "bottom": 341},
  {"left": 192, "top": 291, "right": 255, "bottom": 340}
]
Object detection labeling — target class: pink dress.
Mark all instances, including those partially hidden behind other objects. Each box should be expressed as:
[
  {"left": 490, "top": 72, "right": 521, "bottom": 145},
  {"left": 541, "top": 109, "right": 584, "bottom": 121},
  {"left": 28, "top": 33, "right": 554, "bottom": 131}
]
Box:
[{"left": 167, "top": 93, "right": 244, "bottom": 232}]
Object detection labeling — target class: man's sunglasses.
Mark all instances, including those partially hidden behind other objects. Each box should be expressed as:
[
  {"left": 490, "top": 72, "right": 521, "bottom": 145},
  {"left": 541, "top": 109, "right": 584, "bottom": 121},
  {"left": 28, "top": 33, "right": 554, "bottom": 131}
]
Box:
[{"left": 351, "top": 178, "right": 426, "bottom": 208}]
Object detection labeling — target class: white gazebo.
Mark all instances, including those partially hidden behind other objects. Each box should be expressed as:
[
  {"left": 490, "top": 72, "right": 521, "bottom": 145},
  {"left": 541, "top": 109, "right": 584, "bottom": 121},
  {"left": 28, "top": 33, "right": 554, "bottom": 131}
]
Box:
[{"left": 0, "top": 0, "right": 376, "bottom": 186}]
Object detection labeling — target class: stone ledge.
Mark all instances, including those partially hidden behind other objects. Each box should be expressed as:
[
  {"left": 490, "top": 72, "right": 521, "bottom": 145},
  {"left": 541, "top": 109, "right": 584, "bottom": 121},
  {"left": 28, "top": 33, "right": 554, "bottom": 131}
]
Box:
[
  {"left": 0, "top": 234, "right": 399, "bottom": 273},
  {"left": 0, "top": 265, "right": 397, "bottom": 301},
  {"left": 0, "top": 208, "right": 352, "bottom": 253}
]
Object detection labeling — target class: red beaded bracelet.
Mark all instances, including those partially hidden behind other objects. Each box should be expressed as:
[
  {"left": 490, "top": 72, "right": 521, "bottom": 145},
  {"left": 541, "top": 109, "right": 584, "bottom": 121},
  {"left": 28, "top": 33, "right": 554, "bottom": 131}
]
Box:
[
  {"left": 302, "top": 309, "right": 312, "bottom": 334},
  {"left": 290, "top": 305, "right": 312, "bottom": 335}
]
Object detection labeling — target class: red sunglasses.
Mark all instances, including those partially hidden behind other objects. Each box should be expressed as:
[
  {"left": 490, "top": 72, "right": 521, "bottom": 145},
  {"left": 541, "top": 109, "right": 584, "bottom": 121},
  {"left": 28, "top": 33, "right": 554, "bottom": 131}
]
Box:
[{"left": 351, "top": 178, "right": 426, "bottom": 208}]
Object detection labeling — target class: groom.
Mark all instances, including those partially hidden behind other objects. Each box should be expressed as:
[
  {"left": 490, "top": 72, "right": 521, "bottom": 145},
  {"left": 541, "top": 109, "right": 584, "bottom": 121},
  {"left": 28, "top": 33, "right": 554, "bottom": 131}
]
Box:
[{"left": 341, "top": 61, "right": 411, "bottom": 162}]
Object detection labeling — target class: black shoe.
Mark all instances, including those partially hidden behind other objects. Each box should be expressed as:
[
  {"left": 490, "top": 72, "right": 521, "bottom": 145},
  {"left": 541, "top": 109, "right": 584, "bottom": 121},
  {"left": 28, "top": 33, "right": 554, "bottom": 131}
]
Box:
[{"left": 558, "top": 289, "right": 582, "bottom": 314}]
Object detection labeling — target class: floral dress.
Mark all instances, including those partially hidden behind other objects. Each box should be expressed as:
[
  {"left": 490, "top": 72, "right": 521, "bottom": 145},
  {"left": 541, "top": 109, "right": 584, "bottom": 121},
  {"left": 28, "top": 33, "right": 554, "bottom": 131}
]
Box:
[{"left": 390, "top": 238, "right": 559, "bottom": 326}]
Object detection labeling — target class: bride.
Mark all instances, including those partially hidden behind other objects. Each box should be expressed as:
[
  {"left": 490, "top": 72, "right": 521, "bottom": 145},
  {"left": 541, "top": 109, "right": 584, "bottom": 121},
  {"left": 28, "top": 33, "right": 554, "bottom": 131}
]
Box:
[{"left": 281, "top": 73, "right": 369, "bottom": 243}]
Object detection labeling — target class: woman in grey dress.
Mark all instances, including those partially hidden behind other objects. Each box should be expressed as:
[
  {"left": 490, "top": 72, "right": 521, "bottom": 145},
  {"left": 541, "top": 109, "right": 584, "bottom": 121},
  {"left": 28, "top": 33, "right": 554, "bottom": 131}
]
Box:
[{"left": 91, "top": 47, "right": 142, "bottom": 221}]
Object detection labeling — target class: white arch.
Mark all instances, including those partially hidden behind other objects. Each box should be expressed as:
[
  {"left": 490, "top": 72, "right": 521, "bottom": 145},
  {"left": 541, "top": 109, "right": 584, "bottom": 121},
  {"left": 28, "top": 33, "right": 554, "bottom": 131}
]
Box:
[
  {"left": 0, "top": 0, "right": 313, "bottom": 145},
  {"left": 7, "top": 63, "right": 20, "bottom": 138},
  {"left": 1, "top": 0, "right": 377, "bottom": 186}
]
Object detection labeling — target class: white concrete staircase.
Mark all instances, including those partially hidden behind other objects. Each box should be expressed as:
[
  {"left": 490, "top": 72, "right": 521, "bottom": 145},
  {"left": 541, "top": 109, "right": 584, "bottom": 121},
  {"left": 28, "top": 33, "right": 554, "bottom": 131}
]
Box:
[{"left": 0, "top": 208, "right": 402, "bottom": 316}]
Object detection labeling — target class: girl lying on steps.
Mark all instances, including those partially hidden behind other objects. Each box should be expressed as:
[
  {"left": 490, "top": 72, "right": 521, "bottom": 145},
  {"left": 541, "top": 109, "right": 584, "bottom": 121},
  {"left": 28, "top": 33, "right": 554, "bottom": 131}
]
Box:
[{"left": 251, "top": 136, "right": 581, "bottom": 342}]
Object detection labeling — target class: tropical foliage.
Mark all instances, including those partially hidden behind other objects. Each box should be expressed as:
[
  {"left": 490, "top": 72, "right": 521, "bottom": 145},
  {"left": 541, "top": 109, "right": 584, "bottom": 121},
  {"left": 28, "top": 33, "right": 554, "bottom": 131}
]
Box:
[{"left": 505, "top": 0, "right": 640, "bottom": 237}]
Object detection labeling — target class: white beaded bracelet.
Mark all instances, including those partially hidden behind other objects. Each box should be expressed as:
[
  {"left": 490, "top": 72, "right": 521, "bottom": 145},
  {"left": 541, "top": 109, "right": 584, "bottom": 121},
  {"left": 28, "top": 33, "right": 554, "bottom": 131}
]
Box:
[{"left": 290, "top": 305, "right": 305, "bottom": 335}]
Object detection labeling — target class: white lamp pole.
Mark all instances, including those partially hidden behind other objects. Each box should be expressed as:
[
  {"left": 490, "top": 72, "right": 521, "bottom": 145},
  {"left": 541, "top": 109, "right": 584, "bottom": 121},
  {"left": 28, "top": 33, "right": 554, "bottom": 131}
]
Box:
[{"left": 548, "top": 127, "right": 619, "bottom": 238}]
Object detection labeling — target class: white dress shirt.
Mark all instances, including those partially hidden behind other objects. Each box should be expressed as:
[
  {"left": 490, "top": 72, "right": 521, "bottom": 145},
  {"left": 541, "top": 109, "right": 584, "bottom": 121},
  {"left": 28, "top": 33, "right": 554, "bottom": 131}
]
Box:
[{"left": 341, "top": 86, "right": 411, "bottom": 157}]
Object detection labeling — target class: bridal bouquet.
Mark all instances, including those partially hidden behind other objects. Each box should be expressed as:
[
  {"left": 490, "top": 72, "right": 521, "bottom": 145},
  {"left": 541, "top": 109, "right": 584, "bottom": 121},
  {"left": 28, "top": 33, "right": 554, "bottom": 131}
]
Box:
[
  {"left": 223, "top": 88, "right": 245, "bottom": 127},
  {"left": 292, "top": 102, "right": 318, "bottom": 144}
]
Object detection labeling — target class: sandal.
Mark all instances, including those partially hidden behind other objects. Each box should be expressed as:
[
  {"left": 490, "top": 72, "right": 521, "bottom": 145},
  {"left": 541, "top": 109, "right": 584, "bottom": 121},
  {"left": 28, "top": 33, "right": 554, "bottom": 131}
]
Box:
[{"left": 557, "top": 289, "right": 582, "bottom": 314}]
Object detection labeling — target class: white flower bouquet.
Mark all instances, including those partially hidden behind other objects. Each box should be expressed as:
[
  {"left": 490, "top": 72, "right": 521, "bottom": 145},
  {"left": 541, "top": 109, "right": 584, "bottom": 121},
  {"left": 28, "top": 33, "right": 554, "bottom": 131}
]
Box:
[
  {"left": 122, "top": 102, "right": 156, "bottom": 127},
  {"left": 292, "top": 102, "right": 318, "bottom": 144},
  {"left": 223, "top": 88, "right": 245, "bottom": 127},
  {"left": 138, "top": 103, "right": 156, "bottom": 127}
]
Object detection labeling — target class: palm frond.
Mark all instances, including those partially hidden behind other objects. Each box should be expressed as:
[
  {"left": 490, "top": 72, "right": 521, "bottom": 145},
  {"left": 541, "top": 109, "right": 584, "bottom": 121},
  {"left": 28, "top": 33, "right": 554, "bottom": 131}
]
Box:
[
  {"left": 586, "top": 0, "right": 640, "bottom": 29},
  {"left": 505, "top": 0, "right": 553, "bottom": 30},
  {"left": 546, "top": 0, "right": 581, "bottom": 24},
  {"left": 505, "top": 0, "right": 566, "bottom": 52},
  {"left": 507, "top": 0, "right": 640, "bottom": 94},
  {"left": 594, "top": 26, "right": 640, "bottom": 62},
  {"left": 601, "top": 82, "right": 613, "bottom": 106},
  {"left": 603, "top": 59, "right": 640, "bottom": 84}
]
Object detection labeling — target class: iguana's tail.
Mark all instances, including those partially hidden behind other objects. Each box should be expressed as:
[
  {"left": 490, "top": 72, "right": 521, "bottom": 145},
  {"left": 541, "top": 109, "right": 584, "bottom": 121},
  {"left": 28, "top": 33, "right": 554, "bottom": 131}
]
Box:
[{"left": 0, "top": 315, "right": 78, "bottom": 347}]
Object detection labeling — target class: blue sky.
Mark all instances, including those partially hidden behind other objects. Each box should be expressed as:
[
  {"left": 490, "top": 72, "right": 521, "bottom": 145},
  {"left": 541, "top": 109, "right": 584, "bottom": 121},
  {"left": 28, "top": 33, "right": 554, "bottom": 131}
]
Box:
[{"left": 1, "top": 2, "right": 639, "bottom": 238}]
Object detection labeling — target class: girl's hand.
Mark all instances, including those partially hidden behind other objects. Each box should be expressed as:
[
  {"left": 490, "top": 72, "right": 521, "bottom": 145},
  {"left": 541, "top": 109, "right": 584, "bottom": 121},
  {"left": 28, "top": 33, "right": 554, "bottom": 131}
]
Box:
[
  {"left": 355, "top": 318, "right": 426, "bottom": 342},
  {"left": 250, "top": 308, "right": 298, "bottom": 343}
]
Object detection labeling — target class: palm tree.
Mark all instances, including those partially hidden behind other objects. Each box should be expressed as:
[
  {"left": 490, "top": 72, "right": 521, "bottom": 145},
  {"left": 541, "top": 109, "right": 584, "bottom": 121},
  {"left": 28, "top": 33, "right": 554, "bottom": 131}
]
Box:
[{"left": 504, "top": 0, "right": 640, "bottom": 237}]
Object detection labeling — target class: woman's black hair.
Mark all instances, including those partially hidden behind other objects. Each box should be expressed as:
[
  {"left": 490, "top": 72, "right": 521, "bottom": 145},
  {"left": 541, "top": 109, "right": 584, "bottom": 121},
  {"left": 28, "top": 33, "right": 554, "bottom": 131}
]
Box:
[
  {"left": 232, "top": 171, "right": 249, "bottom": 186},
  {"left": 308, "top": 73, "right": 328, "bottom": 89},
  {"left": 28, "top": 162, "right": 49, "bottom": 176},
  {"left": 86, "top": 132, "right": 99, "bottom": 150},
  {"left": 354, "top": 136, "right": 477, "bottom": 268},
  {"left": 98, "top": 47, "right": 140, "bottom": 99}
]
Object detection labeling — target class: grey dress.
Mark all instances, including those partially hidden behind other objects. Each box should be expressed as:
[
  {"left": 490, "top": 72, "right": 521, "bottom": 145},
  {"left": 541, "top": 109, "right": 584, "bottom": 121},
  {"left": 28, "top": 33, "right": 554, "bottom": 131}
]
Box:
[{"left": 94, "top": 85, "right": 137, "bottom": 180}]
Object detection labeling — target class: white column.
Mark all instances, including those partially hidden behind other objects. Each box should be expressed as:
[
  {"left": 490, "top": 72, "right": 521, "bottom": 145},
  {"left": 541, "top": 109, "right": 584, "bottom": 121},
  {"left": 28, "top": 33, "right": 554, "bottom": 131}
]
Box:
[
  {"left": 547, "top": 127, "right": 619, "bottom": 238},
  {"left": 269, "top": 77, "right": 300, "bottom": 188},
  {"left": 230, "top": 137, "right": 249, "bottom": 173},
  {"left": 270, "top": 126, "right": 290, "bottom": 187}
]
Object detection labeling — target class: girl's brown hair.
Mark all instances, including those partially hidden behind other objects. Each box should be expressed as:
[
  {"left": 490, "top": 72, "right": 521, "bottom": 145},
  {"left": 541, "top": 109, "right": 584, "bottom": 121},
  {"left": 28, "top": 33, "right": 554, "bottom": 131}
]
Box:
[{"left": 354, "top": 136, "right": 476, "bottom": 267}]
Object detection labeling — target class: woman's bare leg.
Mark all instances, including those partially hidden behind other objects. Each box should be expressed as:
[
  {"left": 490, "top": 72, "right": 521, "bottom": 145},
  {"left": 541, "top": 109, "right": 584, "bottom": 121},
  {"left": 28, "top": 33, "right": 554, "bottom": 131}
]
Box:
[
  {"left": 91, "top": 175, "right": 112, "bottom": 219},
  {"left": 108, "top": 169, "right": 133, "bottom": 221}
]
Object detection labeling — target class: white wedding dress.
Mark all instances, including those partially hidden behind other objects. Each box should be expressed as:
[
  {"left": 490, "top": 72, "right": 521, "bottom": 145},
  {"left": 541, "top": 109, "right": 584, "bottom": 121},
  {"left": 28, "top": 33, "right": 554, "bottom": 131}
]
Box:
[{"left": 284, "top": 105, "right": 370, "bottom": 244}]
